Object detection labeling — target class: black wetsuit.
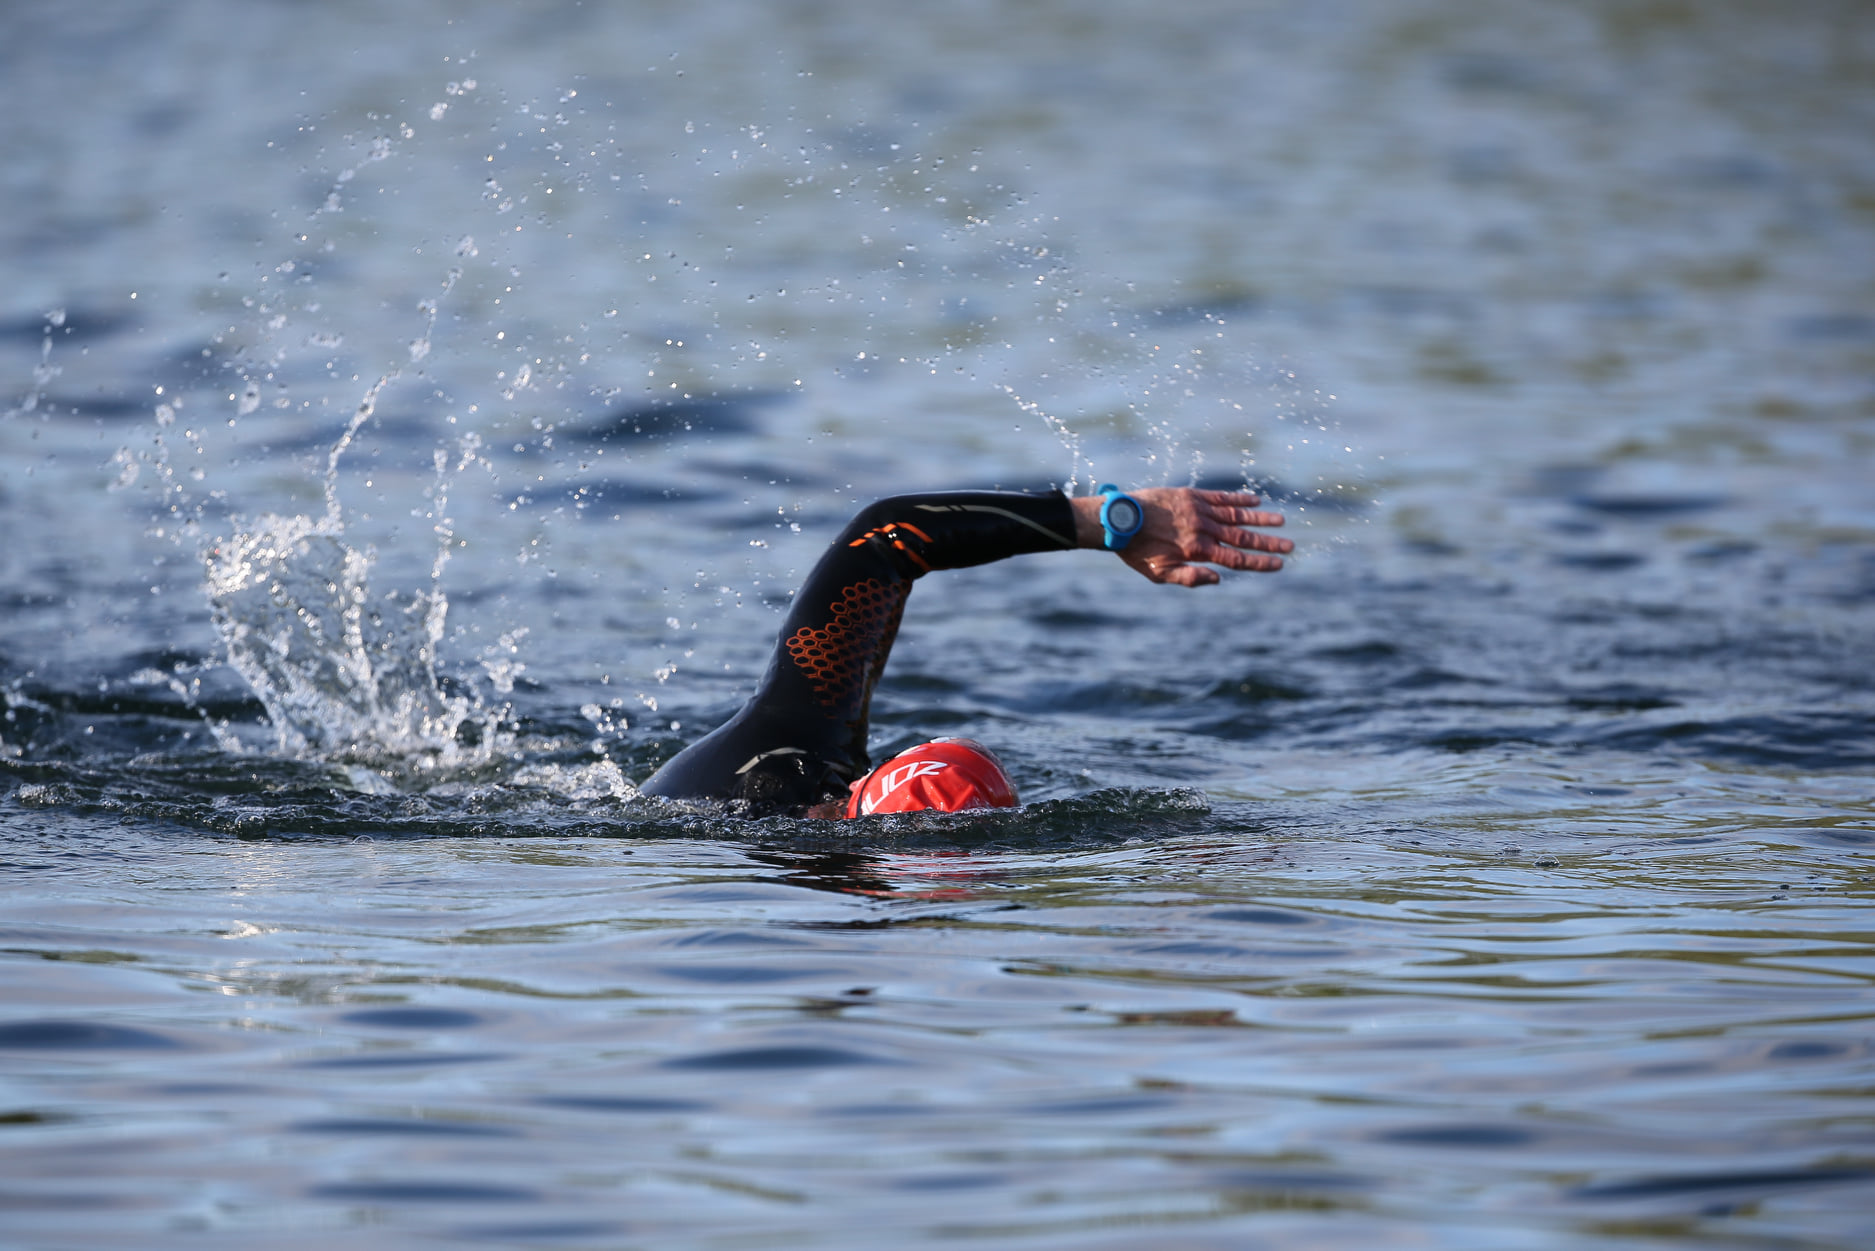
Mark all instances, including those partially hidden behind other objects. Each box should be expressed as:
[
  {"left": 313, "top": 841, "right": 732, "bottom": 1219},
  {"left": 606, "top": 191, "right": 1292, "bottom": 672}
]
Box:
[{"left": 640, "top": 490, "right": 1078, "bottom": 814}]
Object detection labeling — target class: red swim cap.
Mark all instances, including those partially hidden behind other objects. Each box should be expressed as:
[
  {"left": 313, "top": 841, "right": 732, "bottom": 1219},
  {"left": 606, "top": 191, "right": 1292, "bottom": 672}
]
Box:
[{"left": 844, "top": 738, "right": 1018, "bottom": 818}]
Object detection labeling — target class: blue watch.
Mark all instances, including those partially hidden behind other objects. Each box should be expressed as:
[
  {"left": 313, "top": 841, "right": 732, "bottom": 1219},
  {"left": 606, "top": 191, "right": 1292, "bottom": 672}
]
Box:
[{"left": 1096, "top": 484, "right": 1145, "bottom": 551}]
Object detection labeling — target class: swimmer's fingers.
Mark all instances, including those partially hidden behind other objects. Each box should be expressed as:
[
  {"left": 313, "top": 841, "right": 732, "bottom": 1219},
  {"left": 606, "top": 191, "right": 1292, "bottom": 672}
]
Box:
[
  {"left": 1196, "top": 501, "right": 1293, "bottom": 560},
  {"left": 1210, "top": 508, "right": 1286, "bottom": 529},
  {"left": 1210, "top": 544, "right": 1288, "bottom": 571},
  {"left": 1195, "top": 490, "right": 1285, "bottom": 530},
  {"left": 1207, "top": 523, "right": 1294, "bottom": 556},
  {"left": 1123, "top": 532, "right": 1284, "bottom": 586},
  {"left": 1186, "top": 537, "right": 1286, "bottom": 573},
  {"left": 1191, "top": 487, "right": 1264, "bottom": 509},
  {"left": 1193, "top": 491, "right": 1286, "bottom": 545}
]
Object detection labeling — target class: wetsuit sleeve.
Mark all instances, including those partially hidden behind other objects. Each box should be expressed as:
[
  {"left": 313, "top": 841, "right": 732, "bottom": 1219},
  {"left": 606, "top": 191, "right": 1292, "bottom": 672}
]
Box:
[{"left": 639, "top": 490, "right": 1077, "bottom": 812}]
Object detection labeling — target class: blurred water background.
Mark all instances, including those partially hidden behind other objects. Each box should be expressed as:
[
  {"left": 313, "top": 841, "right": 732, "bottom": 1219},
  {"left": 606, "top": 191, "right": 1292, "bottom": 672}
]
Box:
[{"left": 2, "top": 1, "right": 1873, "bottom": 1246}]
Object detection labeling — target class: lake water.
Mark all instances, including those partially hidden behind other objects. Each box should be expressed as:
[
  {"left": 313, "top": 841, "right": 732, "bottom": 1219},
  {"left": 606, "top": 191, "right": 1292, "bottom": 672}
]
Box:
[{"left": 3, "top": 1, "right": 1873, "bottom": 1246}]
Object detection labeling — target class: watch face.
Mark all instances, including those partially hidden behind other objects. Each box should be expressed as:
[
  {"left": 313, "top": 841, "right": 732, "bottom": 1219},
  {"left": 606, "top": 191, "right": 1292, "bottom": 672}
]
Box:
[{"left": 1108, "top": 497, "right": 1141, "bottom": 533}]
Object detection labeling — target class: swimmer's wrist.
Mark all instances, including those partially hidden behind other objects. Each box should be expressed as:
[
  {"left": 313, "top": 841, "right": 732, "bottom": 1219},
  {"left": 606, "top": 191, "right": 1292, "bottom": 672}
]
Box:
[{"left": 1069, "top": 495, "right": 1106, "bottom": 548}]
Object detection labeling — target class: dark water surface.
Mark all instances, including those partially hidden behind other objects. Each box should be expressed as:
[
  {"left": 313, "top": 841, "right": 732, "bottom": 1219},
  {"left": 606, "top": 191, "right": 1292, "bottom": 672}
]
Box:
[{"left": 4, "top": 2, "right": 1873, "bottom": 1247}]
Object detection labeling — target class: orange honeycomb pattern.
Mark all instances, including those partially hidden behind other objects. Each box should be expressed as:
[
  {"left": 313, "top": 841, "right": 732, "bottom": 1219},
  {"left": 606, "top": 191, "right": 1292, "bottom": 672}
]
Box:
[{"left": 786, "top": 577, "right": 909, "bottom": 715}]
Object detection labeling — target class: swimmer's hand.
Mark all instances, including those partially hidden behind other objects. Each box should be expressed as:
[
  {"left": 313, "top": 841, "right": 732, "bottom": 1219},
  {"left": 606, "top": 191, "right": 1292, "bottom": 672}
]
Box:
[{"left": 1070, "top": 487, "right": 1290, "bottom": 587}]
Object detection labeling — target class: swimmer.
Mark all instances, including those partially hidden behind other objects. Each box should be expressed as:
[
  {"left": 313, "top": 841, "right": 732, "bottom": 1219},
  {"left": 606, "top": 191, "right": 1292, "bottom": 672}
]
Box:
[{"left": 640, "top": 485, "right": 1291, "bottom": 817}]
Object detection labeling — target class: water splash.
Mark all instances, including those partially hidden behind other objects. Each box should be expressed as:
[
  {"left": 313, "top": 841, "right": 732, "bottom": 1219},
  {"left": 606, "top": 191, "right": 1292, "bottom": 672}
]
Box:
[
  {"left": 205, "top": 515, "right": 485, "bottom": 768},
  {"left": 4, "top": 308, "right": 66, "bottom": 419},
  {"left": 1000, "top": 383, "right": 1086, "bottom": 495},
  {"left": 202, "top": 270, "right": 511, "bottom": 779},
  {"left": 144, "top": 81, "right": 640, "bottom": 799}
]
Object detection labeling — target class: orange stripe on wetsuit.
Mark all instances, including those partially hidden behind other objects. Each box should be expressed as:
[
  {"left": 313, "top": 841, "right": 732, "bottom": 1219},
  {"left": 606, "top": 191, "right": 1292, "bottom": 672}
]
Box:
[{"left": 848, "top": 520, "right": 934, "bottom": 572}]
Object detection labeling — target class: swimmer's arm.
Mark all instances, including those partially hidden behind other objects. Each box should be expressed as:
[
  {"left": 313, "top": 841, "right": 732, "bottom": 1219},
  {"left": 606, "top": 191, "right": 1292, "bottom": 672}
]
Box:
[{"left": 1068, "top": 487, "right": 1291, "bottom": 587}]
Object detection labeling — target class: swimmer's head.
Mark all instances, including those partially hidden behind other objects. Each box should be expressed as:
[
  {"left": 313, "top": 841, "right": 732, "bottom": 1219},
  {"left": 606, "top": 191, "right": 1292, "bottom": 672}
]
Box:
[{"left": 844, "top": 737, "right": 1018, "bottom": 818}]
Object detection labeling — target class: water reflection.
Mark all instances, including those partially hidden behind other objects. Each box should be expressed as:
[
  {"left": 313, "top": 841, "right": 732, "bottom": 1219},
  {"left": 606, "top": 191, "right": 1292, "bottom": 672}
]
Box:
[{"left": 750, "top": 847, "right": 1020, "bottom": 903}]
